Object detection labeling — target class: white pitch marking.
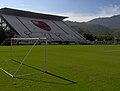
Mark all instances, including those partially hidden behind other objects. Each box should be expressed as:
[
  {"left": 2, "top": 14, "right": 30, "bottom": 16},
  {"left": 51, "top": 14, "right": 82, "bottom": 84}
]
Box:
[{"left": 0, "top": 67, "right": 14, "bottom": 77}]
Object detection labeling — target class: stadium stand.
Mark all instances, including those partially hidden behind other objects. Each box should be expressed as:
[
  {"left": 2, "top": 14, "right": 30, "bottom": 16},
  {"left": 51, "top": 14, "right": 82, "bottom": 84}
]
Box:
[{"left": 0, "top": 8, "right": 86, "bottom": 44}]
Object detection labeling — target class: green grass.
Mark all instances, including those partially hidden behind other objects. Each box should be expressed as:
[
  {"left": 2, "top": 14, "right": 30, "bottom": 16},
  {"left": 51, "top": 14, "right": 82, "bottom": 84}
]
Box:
[{"left": 0, "top": 45, "right": 120, "bottom": 91}]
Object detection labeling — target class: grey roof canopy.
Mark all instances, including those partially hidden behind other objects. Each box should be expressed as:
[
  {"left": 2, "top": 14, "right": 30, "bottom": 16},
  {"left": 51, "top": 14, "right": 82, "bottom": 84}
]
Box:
[
  {"left": 0, "top": 8, "right": 86, "bottom": 42},
  {"left": 0, "top": 8, "right": 67, "bottom": 21}
]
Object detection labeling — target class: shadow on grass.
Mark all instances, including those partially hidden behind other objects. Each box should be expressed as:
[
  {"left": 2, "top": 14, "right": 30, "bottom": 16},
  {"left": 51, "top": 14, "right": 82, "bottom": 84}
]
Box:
[
  {"left": 12, "top": 59, "right": 77, "bottom": 85},
  {"left": 14, "top": 76, "right": 76, "bottom": 85}
]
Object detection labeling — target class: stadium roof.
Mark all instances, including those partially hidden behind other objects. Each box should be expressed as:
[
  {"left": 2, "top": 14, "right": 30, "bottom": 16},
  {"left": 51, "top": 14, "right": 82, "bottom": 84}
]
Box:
[{"left": 0, "top": 8, "right": 68, "bottom": 21}]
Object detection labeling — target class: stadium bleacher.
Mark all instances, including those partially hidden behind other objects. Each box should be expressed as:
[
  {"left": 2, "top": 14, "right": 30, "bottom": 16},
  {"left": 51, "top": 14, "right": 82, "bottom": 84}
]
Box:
[{"left": 0, "top": 8, "right": 86, "bottom": 44}]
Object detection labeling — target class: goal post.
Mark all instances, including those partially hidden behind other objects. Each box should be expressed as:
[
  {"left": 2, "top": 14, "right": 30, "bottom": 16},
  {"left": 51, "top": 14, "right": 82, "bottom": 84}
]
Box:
[
  {"left": 0, "top": 37, "right": 76, "bottom": 83},
  {"left": 0, "top": 37, "right": 48, "bottom": 78}
]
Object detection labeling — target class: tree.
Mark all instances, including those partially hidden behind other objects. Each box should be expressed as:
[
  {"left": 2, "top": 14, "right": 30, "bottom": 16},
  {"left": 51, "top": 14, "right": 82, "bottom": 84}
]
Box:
[
  {"left": 95, "top": 32, "right": 113, "bottom": 41},
  {"left": 0, "top": 27, "right": 5, "bottom": 44},
  {"left": 114, "top": 29, "right": 120, "bottom": 41},
  {"left": 81, "top": 29, "right": 95, "bottom": 41}
]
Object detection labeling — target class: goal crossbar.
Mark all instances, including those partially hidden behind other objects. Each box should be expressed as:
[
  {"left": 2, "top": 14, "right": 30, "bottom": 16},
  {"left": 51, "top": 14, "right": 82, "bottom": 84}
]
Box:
[{"left": 11, "top": 37, "right": 47, "bottom": 40}]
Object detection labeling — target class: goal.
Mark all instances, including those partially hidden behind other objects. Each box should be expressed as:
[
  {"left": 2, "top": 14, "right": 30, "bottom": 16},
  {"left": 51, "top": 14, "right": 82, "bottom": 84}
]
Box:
[{"left": 0, "top": 37, "right": 48, "bottom": 78}]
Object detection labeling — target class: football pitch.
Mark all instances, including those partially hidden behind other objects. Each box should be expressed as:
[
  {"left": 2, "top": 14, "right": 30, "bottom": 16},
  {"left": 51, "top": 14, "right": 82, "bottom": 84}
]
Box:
[{"left": 0, "top": 45, "right": 120, "bottom": 91}]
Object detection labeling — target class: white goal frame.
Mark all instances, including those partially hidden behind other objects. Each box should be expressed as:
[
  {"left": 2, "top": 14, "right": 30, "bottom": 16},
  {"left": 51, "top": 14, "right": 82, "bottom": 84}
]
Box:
[{"left": 0, "top": 37, "right": 48, "bottom": 78}]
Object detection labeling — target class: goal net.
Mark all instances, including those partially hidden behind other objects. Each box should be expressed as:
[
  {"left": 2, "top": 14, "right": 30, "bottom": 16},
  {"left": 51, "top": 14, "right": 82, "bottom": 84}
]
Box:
[{"left": 0, "top": 37, "right": 48, "bottom": 78}]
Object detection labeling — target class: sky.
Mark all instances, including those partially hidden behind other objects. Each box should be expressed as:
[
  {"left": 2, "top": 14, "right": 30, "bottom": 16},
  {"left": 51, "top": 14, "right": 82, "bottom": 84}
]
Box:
[{"left": 0, "top": 0, "right": 120, "bottom": 22}]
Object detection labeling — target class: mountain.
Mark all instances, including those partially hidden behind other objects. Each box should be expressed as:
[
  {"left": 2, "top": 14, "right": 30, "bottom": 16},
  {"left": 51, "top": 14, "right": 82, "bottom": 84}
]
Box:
[
  {"left": 66, "top": 14, "right": 120, "bottom": 35},
  {"left": 65, "top": 21, "right": 112, "bottom": 35},
  {"left": 87, "top": 15, "right": 120, "bottom": 29},
  {"left": 65, "top": 14, "right": 120, "bottom": 36},
  {"left": 77, "top": 23, "right": 112, "bottom": 35}
]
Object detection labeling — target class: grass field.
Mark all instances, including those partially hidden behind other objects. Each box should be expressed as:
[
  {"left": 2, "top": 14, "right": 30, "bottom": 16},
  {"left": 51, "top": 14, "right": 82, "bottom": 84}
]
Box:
[{"left": 0, "top": 45, "right": 120, "bottom": 91}]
